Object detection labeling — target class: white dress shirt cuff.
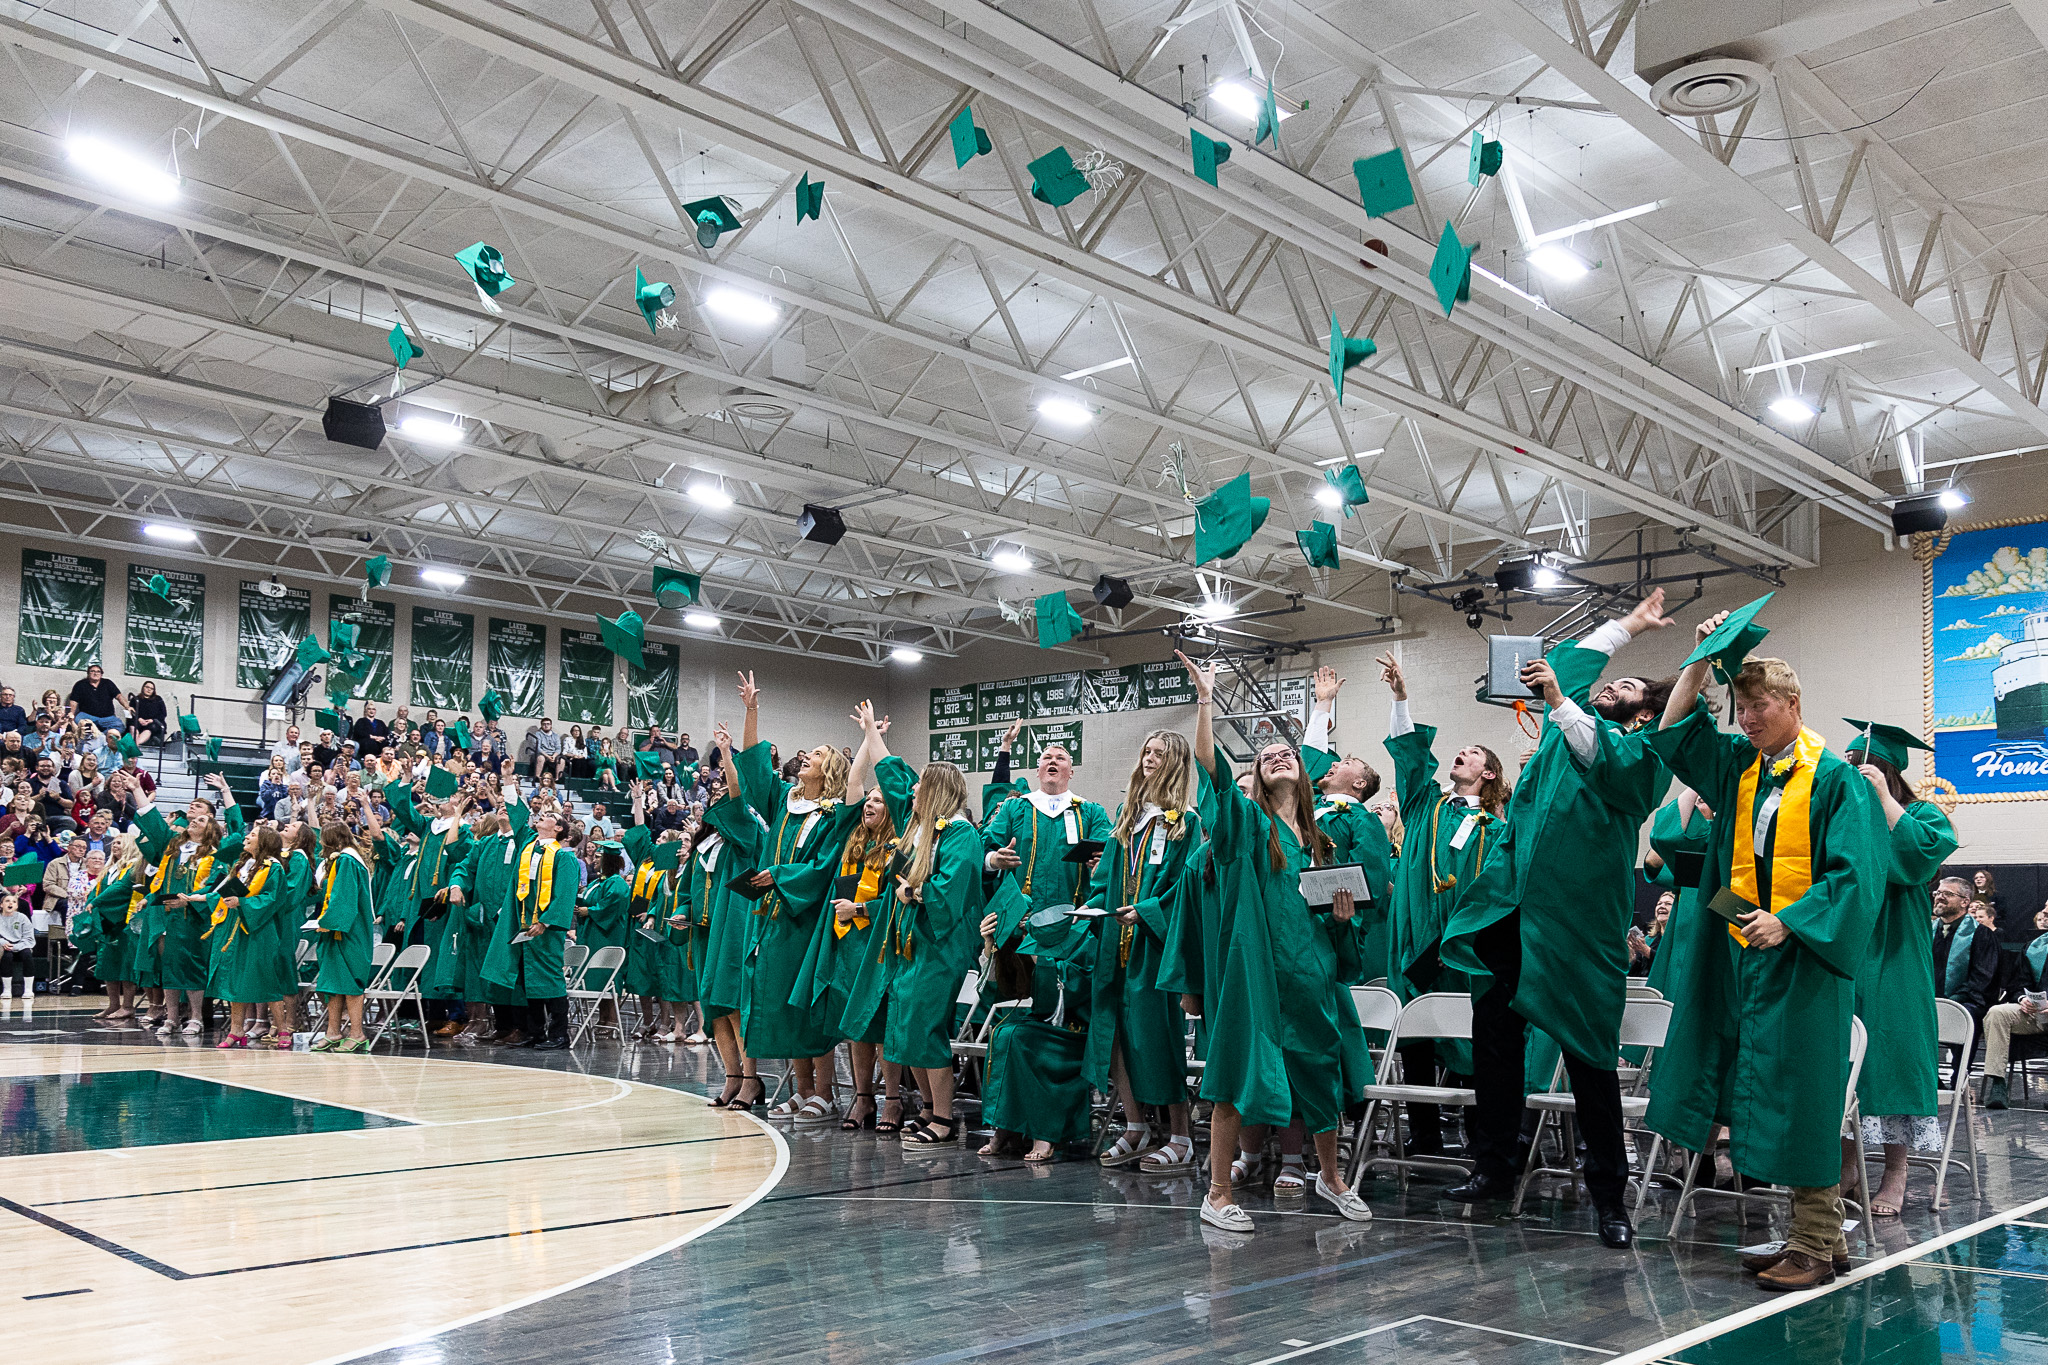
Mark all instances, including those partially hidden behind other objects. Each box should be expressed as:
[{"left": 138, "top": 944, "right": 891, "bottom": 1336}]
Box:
[{"left": 1388, "top": 699, "right": 1414, "bottom": 738}]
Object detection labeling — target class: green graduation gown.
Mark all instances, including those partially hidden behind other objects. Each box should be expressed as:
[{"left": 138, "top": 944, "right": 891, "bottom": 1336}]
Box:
[
  {"left": 1644, "top": 798, "right": 1714, "bottom": 998},
  {"left": 82, "top": 864, "right": 143, "bottom": 985},
  {"left": 449, "top": 806, "right": 528, "bottom": 1007},
  {"left": 792, "top": 837, "right": 893, "bottom": 1045},
  {"left": 384, "top": 784, "right": 473, "bottom": 998},
  {"left": 313, "top": 849, "right": 377, "bottom": 994},
  {"left": 1441, "top": 643, "right": 1671, "bottom": 1072},
  {"left": 1854, "top": 800, "right": 1957, "bottom": 1118},
  {"left": 622, "top": 834, "right": 683, "bottom": 1001},
  {"left": 691, "top": 796, "right": 765, "bottom": 1022},
  {"left": 981, "top": 790, "right": 1113, "bottom": 1010},
  {"left": 577, "top": 872, "right": 631, "bottom": 957},
  {"left": 482, "top": 836, "right": 579, "bottom": 1001},
  {"left": 1080, "top": 807, "right": 1199, "bottom": 1106},
  {"left": 1643, "top": 708, "right": 1887, "bottom": 1188},
  {"left": 206, "top": 856, "right": 295, "bottom": 1003},
  {"left": 135, "top": 803, "right": 244, "bottom": 994}
]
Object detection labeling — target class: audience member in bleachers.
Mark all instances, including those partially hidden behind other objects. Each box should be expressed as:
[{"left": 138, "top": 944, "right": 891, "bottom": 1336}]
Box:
[
  {"left": 66, "top": 665, "right": 128, "bottom": 734},
  {"left": 594, "top": 737, "right": 619, "bottom": 790},
  {"left": 0, "top": 894, "right": 33, "bottom": 998},
  {"left": 0, "top": 688, "right": 27, "bottom": 735},
  {"left": 129, "top": 681, "right": 169, "bottom": 745},
  {"left": 350, "top": 703, "right": 389, "bottom": 758},
  {"left": 1972, "top": 869, "right": 2003, "bottom": 926},
  {"left": 562, "top": 725, "right": 588, "bottom": 779},
  {"left": 271, "top": 725, "right": 304, "bottom": 770}
]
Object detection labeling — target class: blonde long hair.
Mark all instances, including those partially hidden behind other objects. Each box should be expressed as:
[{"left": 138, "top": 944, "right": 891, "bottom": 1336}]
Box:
[
  {"left": 808, "top": 746, "right": 851, "bottom": 801},
  {"left": 841, "top": 789, "right": 897, "bottom": 868},
  {"left": 905, "top": 762, "right": 967, "bottom": 890},
  {"left": 1113, "top": 731, "right": 1195, "bottom": 846}
]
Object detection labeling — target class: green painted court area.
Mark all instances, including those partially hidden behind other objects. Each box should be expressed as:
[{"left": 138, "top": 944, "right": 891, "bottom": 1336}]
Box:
[{"left": 0, "top": 1070, "right": 408, "bottom": 1156}]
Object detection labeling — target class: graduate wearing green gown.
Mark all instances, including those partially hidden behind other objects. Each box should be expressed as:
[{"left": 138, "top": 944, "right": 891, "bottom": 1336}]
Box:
[
  {"left": 206, "top": 837, "right": 295, "bottom": 1012},
  {"left": 311, "top": 832, "right": 378, "bottom": 1051},
  {"left": 679, "top": 791, "right": 768, "bottom": 1109},
  {"left": 447, "top": 798, "right": 530, "bottom": 1041},
  {"left": 1644, "top": 616, "right": 1887, "bottom": 1289},
  {"left": 620, "top": 821, "right": 687, "bottom": 1036},
  {"left": 134, "top": 783, "right": 246, "bottom": 1032},
  {"left": 382, "top": 782, "right": 473, "bottom": 1006},
  {"left": 980, "top": 740, "right": 1112, "bottom": 1003},
  {"left": 1643, "top": 793, "right": 1715, "bottom": 999},
  {"left": 482, "top": 795, "right": 579, "bottom": 1048}
]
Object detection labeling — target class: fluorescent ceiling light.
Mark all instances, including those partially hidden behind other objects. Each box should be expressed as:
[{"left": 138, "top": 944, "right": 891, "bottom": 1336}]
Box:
[
  {"left": 1314, "top": 485, "right": 1343, "bottom": 508},
  {"left": 1058, "top": 357, "right": 1133, "bottom": 382},
  {"left": 687, "top": 483, "right": 735, "bottom": 510},
  {"left": 1037, "top": 397, "right": 1093, "bottom": 427},
  {"left": 991, "top": 548, "right": 1032, "bottom": 573},
  {"left": 704, "top": 288, "right": 780, "bottom": 327},
  {"left": 399, "top": 415, "right": 464, "bottom": 444},
  {"left": 421, "top": 568, "right": 466, "bottom": 588},
  {"left": 67, "top": 136, "right": 180, "bottom": 204},
  {"left": 1740, "top": 341, "right": 1881, "bottom": 376},
  {"left": 890, "top": 646, "right": 925, "bottom": 663},
  {"left": 1528, "top": 244, "right": 1589, "bottom": 282},
  {"left": 683, "top": 610, "right": 721, "bottom": 630},
  {"left": 1209, "top": 80, "right": 1293, "bottom": 124},
  {"left": 1767, "top": 395, "right": 1816, "bottom": 423},
  {"left": 1194, "top": 596, "right": 1237, "bottom": 621},
  {"left": 1937, "top": 489, "right": 1968, "bottom": 511},
  {"left": 1526, "top": 200, "right": 1664, "bottom": 247},
  {"left": 141, "top": 523, "right": 197, "bottom": 543},
  {"left": 1314, "top": 448, "right": 1384, "bottom": 466}
]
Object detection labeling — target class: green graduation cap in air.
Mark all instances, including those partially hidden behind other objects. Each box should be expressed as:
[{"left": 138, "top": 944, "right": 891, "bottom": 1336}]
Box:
[
  {"left": 652, "top": 566, "right": 701, "bottom": 610},
  {"left": 634, "top": 268, "right": 676, "bottom": 335},
  {"left": 1253, "top": 76, "right": 1282, "bottom": 149},
  {"left": 329, "top": 621, "right": 359, "bottom": 655},
  {"left": 1353, "top": 149, "right": 1415, "bottom": 219},
  {"left": 478, "top": 688, "right": 503, "bottom": 723},
  {"left": 795, "top": 173, "right": 824, "bottom": 222},
  {"left": 1683, "top": 591, "right": 1775, "bottom": 684},
  {"left": 981, "top": 774, "right": 1031, "bottom": 821},
  {"left": 316, "top": 707, "right": 348, "bottom": 736},
  {"left": 424, "top": 764, "right": 461, "bottom": 800},
  {"left": 1028, "top": 147, "right": 1092, "bottom": 208},
  {"left": 683, "top": 196, "right": 742, "bottom": 250},
  {"left": 3, "top": 853, "right": 42, "bottom": 887},
  {"left": 1468, "top": 131, "right": 1504, "bottom": 185},
  {"left": 115, "top": 732, "right": 142, "bottom": 761},
  {"left": 1843, "top": 718, "right": 1937, "bottom": 770},
  {"left": 1193, "top": 470, "right": 1271, "bottom": 566},
  {"left": 1034, "top": 591, "right": 1086, "bottom": 649},
  {"left": 362, "top": 554, "right": 391, "bottom": 600},
  {"left": 454, "top": 242, "right": 514, "bottom": 313},
  {"left": 178, "top": 712, "right": 203, "bottom": 737},
  {"left": 205, "top": 735, "right": 221, "bottom": 762},
  {"left": 1297, "top": 519, "right": 1340, "bottom": 569},
  {"left": 633, "top": 748, "right": 666, "bottom": 781},
  {"left": 450, "top": 718, "right": 473, "bottom": 752},
  {"left": 1324, "top": 463, "right": 1370, "bottom": 518},
  {"left": 1191, "top": 128, "right": 1232, "bottom": 186},
  {"left": 949, "top": 105, "right": 993, "bottom": 167},
  {"left": 597, "top": 609, "right": 646, "bottom": 663},
  {"left": 651, "top": 840, "right": 683, "bottom": 872},
  {"left": 1430, "top": 220, "right": 1476, "bottom": 317},
  {"left": 146, "top": 573, "right": 175, "bottom": 604},
  {"left": 389, "top": 324, "right": 423, "bottom": 370},
  {"left": 297, "top": 635, "right": 331, "bottom": 670},
  {"left": 1327, "top": 311, "right": 1377, "bottom": 404}
]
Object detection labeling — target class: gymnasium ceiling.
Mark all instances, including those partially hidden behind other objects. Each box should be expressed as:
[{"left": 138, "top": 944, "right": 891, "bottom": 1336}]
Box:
[{"left": 0, "top": 0, "right": 2044, "bottom": 665}]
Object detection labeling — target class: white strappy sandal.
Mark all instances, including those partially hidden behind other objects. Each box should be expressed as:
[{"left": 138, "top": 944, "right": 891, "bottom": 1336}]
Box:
[
  {"left": 1140, "top": 1135, "right": 1196, "bottom": 1175},
  {"left": 1099, "top": 1125, "right": 1154, "bottom": 1168}
]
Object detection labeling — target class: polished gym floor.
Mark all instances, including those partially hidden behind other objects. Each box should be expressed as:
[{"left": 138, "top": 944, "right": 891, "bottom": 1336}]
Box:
[{"left": 4, "top": 998, "right": 2043, "bottom": 1365}]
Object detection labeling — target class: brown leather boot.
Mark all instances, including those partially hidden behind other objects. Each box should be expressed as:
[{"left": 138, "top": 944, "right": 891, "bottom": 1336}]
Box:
[
  {"left": 1755, "top": 1250, "right": 1838, "bottom": 1291},
  {"left": 433, "top": 1020, "right": 463, "bottom": 1037},
  {"left": 493, "top": 1027, "right": 525, "bottom": 1047},
  {"left": 1741, "top": 1245, "right": 1851, "bottom": 1275}
]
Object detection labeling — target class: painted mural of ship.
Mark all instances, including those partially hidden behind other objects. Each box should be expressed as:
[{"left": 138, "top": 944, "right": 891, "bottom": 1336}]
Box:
[{"left": 1994, "top": 611, "right": 2048, "bottom": 739}]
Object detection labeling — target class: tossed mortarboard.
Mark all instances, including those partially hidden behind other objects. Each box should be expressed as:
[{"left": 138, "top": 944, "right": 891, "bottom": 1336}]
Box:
[
  {"left": 1034, "top": 591, "right": 1085, "bottom": 649},
  {"left": 454, "top": 242, "right": 514, "bottom": 314},
  {"left": 363, "top": 554, "right": 391, "bottom": 596},
  {"left": 634, "top": 268, "right": 676, "bottom": 335},
  {"left": 684, "top": 196, "right": 742, "bottom": 250},
  {"left": 205, "top": 735, "right": 221, "bottom": 762},
  {"left": 949, "top": 106, "right": 993, "bottom": 167},
  {"left": 477, "top": 688, "right": 503, "bottom": 722},
  {"left": 1297, "top": 519, "right": 1340, "bottom": 569},
  {"left": 1467, "top": 132, "right": 1503, "bottom": 185},
  {"left": 1253, "top": 77, "right": 1282, "bottom": 149},
  {"left": 328, "top": 620, "right": 359, "bottom": 655},
  {"left": 297, "top": 635, "right": 331, "bottom": 670},
  {"left": 178, "top": 713, "right": 202, "bottom": 736},
  {"left": 1193, "top": 470, "right": 1271, "bottom": 566},
  {"left": 633, "top": 749, "right": 666, "bottom": 781},
  {"left": 1843, "top": 718, "right": 1936, "bottom": 770},
  {"left": 1430, "top": 220, "right": 1475, "bottom": 317},
  {"left": 651, "top": 840, "right": 683, "bottom": 872},
  {"left": 1353, "top": 149, "right": 1415, "bottom": 218},
  {"left": 1028, "top": 147, "right": 1091, "bottom": 208},
  {"left": 389, "top": 324, "right": 423, "bottom": 370},
  {"left": 1191, "top": 128, "right": 1232, "bottom": 186},
  {"left": 451, "top": 718, "right": 474, "bottom": 752},
  {"left": 1682, "top": 591, "right": 1775, "bottom": 684},
  {"left": 652, "top": 566, "right": 701, "bottom": 609},
  {"left": 316, "top": 707, "right": 347, "bottom": 735},
  {"left": 3, "top": 853, "right": 42, "bottom": 886},
  {"left": 424, "top": 764, "right": 460, "bottom": 800},
  {"left": 1324, "top": 463, "right": 1370, "bottom": 518},
  {"left": 325, "top": 673, "right": 358, "bottom": 708},
  {"left": 115, "top": 732, "right": 142, "bottom": 760},
  {"left": 795, "top": 173, "right": 824, "bottom": 222},
  {"left": 146, "top": 573, "right": 174, "bottom": 604},
  {"left": 981, "top": 775, "right": 1030, "bottom": 821},
  {"left": 597, "top": 609, "right": 645, "bottom": 662},
  {"left": 1327, "top": 311, "right": 1377, "bottom": 404}
]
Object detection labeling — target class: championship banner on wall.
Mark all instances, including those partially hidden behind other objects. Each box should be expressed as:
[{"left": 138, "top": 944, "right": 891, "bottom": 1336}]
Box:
[
  {"left": 410, "top": 606, "right": 474, "bottom": 710},
  {"left": 125, "top": 564, "right": 203, "bottom": 683},
  {"left": 19, "top": 549, "right": 106, "bottom": 671},
  {"left": 486, "top": 617, "right": 547, "bottom": 718},
  {"left": 628, "top": 639, "right": 678, "bottom": 732},
  {"left": 237, "top": 579, "right": 310, "bottom": 688},
  {"left": 1925, "top": 516, "right": 2048, "bottom": 802},
  {"left": 559, "top": 629, "right": 615, "bottom": 725},
  {"left": 328, "top": 596, "right": 394, "bottom": 703}
]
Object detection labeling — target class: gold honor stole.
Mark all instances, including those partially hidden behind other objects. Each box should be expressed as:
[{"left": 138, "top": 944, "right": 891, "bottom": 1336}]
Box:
[
  {"left": 150, "top": 848, "right": 214, "bottom": 901},
  {"left": 207, "top": 860, "right": 274, "bottom": 947},
  {"left": 1728, "top": 726, "right": 1826, "bottom": 947},
  {"left": 515, "top": 841, "right": 562, "bottom": 930},
  {"left": 630, "top": 862, "right": 663, "bottom": 911},
  {"left": 834, "top": 851, "right": 884, "bottom": 939}
]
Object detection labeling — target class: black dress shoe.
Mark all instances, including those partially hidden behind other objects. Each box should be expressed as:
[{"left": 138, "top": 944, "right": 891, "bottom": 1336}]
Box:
[
  {"left": 1443, "top": 1171, "right": 1512, "bottom": 1203},
  {"left": 1596, "top": 1205, "right": 1635, "bottom": 1249},
  {"left": 519, "top": 1033, "right": 542, "bottom": 1048},
  {"left": 535, "top": 1036, "right": 570, "bottom": 1051}
]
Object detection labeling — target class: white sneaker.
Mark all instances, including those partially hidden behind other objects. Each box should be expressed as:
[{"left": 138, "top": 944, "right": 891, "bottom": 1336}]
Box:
[
  {"left": 1200, "top": 1195, "right": 1255, "bottom": 1233},
  {"left": 182, "top": 1019, "right": 203, "bottom": 1035},
  {"left": 1313, "top": 1174, "right": 1373, "bottom": 1222}
]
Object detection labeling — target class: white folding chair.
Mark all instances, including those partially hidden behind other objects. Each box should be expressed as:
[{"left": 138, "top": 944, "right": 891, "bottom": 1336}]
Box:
[
  {"left": 1351, "top": 983, "right": 1402, "bottom": 1070},
  {"left": 366, "top": 944, "right": 433, "bottom": 1052},
  {"left": 1347, "top": 991, "right": 1478, "bottom": 1187},
  {"left": 568, "top": 945, "right": 626, "bottom": 1046},
  {"left": 1511, "top": 998, "right": 1674, "bottom": 1214},
  {"left": 1915, "top": 998, "right": 1981, "bottom": 1210},
  {"left": 562, "top": 942, "right": 591, "bottom": 986},
  {"left": 1626, "top": 984, "right": 1665, "bottom": 1000},
  {"left": 1672, "top": 1016, "right": 1871, "bottom": 1245}
]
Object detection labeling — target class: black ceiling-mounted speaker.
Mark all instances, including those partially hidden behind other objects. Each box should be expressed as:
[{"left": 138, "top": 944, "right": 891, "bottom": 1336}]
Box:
[
  {"left": 797, "top": 503, "right": 847, "bottom": 546},
  {"left": 1889, "top": 492, "right": 1949, "bottom": 538},
  {"left": 1093, "top": 574, "right": 1133, "bottom": 609},
  {"left": 322, "top": 397, "right": 386, "bottom": 450}
]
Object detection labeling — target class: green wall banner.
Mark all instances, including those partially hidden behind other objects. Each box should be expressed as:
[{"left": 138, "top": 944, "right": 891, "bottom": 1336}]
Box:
[
  {"left": 558, "top": 629, "right": 615, "bottom": 725},
  {"left": 928, "top": 729, "right": 975, "bottom": 766},
  {"left": 1080, "top": 665, "right": 1142, "bottom": 713},
  {"left": 486, "top": 617, "right": 547, "bottom": 718},
  {"left": 237, "top": 579, "right": 311, "bottom": 688},
  {"left": 124, "top": 564, "right": 203, "bottom": 683},
  {"left": 1140, "top": 659, "right": 1199, "bottom": 708},
  {"left": 628, "top": 639, "right": 678, "bottom": 733},
  {"left": 1019, "top": 720, "right": 1084, "bottom": 766},
  {"left": 19, "top": 549, "right": 106, "bottom": 671},
  {"left": 975, "top": 728, "right": 1006, "bottom": 774},
  {"left": 977, "top": 677, "right": 1029, "bottom": 725},
  {"left": 929, "top": 685, "right": 977, "bottom": 731},
  {"left": 1028, "top": 670, "right": 1083, "bottom": 718},
  {"left": 328, "top": 596, "right": 394, "bottom": 703},
  {"left": 409, "top": 606, "right": 474, "bottom": 710}
]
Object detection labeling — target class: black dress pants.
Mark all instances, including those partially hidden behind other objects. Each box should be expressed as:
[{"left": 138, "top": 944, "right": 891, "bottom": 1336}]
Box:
[
  {"left": 529, "top": 998, "right": 568, "bottom": 1041},
  {"left": 1469, "top": 911, "right": 1627, "bottom": 1207}
]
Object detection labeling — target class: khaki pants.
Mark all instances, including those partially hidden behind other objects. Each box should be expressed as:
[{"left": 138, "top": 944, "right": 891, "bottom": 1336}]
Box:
[
  {"left": 1983, "top": 1003, "right": 2047, "bottom": 1079},
  {"left": 1787, "top": 1184, "right": 1846, "bottom": 1260}
]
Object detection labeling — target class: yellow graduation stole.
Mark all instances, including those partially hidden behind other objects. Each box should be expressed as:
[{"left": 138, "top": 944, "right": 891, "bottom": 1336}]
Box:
[
  {"left": 320, "top": 853, "right": 359, "bottom": 936},
  {"left": 516, "top": 841, "right": 561, "bottom": 929},
  {"left": 207, "top": 860, "right": 274, "bottom": 946},
  {"left": 150, "top": 846, "right": 214, "bottom": 902},
  {"left": 630, "top": 861, "right": 663, "bottom": 910},
  {"left": 1728, "top": 726, "right": 1825, "bottom": 946},
  {"left": 834, "top": 847, "right": 885, "bottom": 939}
]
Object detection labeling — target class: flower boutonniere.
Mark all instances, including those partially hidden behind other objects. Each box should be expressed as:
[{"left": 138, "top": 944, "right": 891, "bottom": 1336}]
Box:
[
  {"left": 1766, "top": 756, "right": 1799, "bottom": 789},
  {"left": 1162, "top": 809, "right": 1181, "bottom": 824},
  {"left": 934, "top": 818, "right": 952, "bottom": 830}
]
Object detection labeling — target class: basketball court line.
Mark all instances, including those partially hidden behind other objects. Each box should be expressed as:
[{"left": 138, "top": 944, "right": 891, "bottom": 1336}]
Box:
[
  {"left": 1245, "top": 1313, "right": 1616, "bottom": 1363},
  {"left": 154, "top": 1061, "right": 637, "bottom": 1127}
]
